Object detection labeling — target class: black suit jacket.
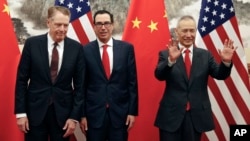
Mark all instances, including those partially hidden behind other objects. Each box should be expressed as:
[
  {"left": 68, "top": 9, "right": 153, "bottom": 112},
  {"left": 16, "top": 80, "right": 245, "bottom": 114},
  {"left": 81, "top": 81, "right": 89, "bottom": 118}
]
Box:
[
  {"left": 154, "top": 47, "right": 232, "bottom": 132},
  {"left": 82, "top": 39, "right": 138, "bottom": 128},
  {"left": 15, "top": 34, "right": 85, "bottom": 127}
]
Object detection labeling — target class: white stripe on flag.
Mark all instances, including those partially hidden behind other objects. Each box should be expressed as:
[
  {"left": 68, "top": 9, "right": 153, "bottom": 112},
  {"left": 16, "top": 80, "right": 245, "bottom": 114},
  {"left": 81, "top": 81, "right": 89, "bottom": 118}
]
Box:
[
  {"left": 207, "top": 88, "right": 229, "bottom": 141},
  {"left": 214, "top": 79, "right": 246, "bottom": 124},
  {"left": 66, "top": 15, "right": 96, "bottom": 43},
  {"left": 79, "top": 15, "right": 96, "bottom": 42},
  {"left": 205, "top": 130, "right": 219, "bottom": 141},
  {"left": 67, "top": 24, "right": 79, "bottom": 42}
]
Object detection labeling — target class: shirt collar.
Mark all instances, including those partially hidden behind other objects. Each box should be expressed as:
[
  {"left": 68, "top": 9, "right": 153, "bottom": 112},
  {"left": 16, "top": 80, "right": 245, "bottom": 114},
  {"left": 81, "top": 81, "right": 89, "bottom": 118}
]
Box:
[
  {"left": 97, "top": 38, "right": 113, "bottom": 48},
  {"left": 179, "top": 44, "right": 194, "bottom": 54},
  {"left": 47, "top": 33, "right": 63, "bottom": 48}
]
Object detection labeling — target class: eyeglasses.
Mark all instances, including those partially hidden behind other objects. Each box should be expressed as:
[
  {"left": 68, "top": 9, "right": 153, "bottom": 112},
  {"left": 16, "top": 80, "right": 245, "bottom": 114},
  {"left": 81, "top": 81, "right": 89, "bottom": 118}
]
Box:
[{"left": 94, "top": 22, "right": 112, "bottom": 28}]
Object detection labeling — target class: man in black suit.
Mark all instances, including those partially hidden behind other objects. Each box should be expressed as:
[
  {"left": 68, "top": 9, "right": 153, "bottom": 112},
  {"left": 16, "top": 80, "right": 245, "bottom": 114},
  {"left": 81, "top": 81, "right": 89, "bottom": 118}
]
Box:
[
  {"left": 15, "top": 6, "right": 85, "bottom": 141},
  {"left": 154, "top": 15, "right": 237, "bottom": 141},
  {"left": 80, "top": 10, "right": 138, "bottom": 141}
]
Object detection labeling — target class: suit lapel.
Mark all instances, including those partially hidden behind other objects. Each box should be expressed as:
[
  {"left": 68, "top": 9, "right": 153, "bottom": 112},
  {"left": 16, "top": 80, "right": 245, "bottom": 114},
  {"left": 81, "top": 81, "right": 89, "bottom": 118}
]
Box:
[
  {"left": 112, "top": 39, "right": 121, "bottom": 79},
  {"left": 176, "top": 55, "right": 189, "bottom": 82},
  {"left": 188, "top": 48, "right": 200, "bottom": 87},
  {"left": 92, "top": 41, "right": 103, "bottom": 68},
  {"left": 88, "top": 40, "right": 107, "bottom": 79},
  {"left": 38, "top": 34, "right": 51, "bottom": 81},
  {"left": 56, "top": 39, "right": 66, "bottom": 81},
  {"left": 56, "top": 37, "right": 73, "bottom": 81},
  {"left": 90, "top": 40, "right": 108, "bottom": 78}
]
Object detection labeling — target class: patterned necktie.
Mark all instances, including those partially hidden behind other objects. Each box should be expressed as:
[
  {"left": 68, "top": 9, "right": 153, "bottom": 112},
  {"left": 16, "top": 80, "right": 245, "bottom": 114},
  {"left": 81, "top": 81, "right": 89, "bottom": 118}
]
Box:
[
  {"left": 102, "top": 44, "right": 110, "bottom": 79},
  {"left": 184, "top": 49, "right": 191, "bottom": 79},
  {"left": 50, "top": 42, "right": 59, "bottom": 83}
]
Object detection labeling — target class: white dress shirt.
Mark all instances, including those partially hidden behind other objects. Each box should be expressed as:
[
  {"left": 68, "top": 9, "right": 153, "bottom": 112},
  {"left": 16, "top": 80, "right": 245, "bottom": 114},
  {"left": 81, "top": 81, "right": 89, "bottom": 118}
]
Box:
[
  {"left": 97, "top": 38, "right": 114, "bottom": 74},
  {"left": 47, "top": 34, "right": 64, "bottom": 72}
]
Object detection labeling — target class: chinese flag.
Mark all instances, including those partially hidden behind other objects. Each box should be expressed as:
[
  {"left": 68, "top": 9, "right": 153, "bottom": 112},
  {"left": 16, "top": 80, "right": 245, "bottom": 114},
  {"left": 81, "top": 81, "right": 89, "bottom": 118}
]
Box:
[
  {"left": 122, "top": 0, "right": 170, "bottom": 140},
  {"left": 0, "top": 0, "right": 22, "bottom": 140}
]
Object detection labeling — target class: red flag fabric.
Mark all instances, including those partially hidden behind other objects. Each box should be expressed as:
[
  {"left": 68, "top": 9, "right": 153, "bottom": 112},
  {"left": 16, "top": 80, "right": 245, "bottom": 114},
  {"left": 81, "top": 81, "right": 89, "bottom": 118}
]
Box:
[
  {"left": 196, "top": 0, "right": 250, "bottom": 140},
  {"left": 55, "top": 0, "right": 95, "bottom": 140},
  {"left": 122, "top": 0, "right": 170, "bottom": 140},
  {"left": 0, "top": 0, "right": 22, "bottom": 140}
]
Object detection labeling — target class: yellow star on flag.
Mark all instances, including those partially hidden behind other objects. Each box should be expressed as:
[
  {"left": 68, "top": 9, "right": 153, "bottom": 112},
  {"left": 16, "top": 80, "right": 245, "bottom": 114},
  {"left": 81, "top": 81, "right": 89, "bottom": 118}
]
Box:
[
  {"left": 164, "top": 10, "right": 168, "bottom": 18},
  {"left": 2, "top": 4, "right": 10, "bottom": 15},
  {"left": 132, "top": 17, "right": 142, "bottom": 29},
  {"left": 147, "top": 20, "right": 158, "bottom": 33},
  {"left": 122, "top": 0, "right": 171, "bottom": 140}
]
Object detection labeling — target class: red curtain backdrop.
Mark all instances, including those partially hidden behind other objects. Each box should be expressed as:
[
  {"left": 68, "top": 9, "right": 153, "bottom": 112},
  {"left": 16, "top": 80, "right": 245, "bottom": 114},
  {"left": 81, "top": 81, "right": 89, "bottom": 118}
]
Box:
[
  {"left": 0, "top": 0, "right": 22, "bottom": 140},
  {"left": 122, "top": 0, "right": 170, "bottom": 140}
]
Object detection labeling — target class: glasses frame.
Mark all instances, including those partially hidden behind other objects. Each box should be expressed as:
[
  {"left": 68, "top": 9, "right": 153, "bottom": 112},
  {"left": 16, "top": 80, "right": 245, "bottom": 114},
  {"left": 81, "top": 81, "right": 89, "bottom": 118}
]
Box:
[{"left": 94, "top": 22, "right": 112, "bottom": 28}]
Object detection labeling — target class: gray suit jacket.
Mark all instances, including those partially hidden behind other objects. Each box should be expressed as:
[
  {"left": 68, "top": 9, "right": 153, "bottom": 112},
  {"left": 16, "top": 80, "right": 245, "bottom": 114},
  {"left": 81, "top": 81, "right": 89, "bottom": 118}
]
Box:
[{"left": 154, "top": 47, "right": 232, "bottom": 132}]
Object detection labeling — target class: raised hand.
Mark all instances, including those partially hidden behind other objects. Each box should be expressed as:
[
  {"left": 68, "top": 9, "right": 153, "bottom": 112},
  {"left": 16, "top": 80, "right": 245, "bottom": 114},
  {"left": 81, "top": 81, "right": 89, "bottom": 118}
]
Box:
[
  {"left": 167, "top": 38, "right": 184, "bottom": 62},
  {"left": 218, "top": 39, "right": 237, "bottom": 63}
]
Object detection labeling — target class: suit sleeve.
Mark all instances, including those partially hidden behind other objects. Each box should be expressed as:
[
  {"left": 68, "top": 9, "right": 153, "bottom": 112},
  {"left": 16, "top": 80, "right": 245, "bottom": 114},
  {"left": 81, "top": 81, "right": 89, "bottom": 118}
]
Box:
[
  {"left": 70, "top": 45, "right": 85, "bottom": 121},
  {"left": 15, "top": 39, "right": 31, "bottom": 114},
  {"left": 127, "top": 44, "right": 138, "bottom": 116},
  {"left": 154, "top": 50, "right": 172, "bottom": 81},
  {"left": 208, "top": 51, "right": 233, "bottom": 80}
]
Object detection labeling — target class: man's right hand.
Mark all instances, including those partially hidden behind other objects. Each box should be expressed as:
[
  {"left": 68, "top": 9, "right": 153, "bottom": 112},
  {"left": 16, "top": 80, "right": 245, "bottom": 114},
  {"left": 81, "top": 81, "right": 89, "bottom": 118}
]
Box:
[
  {"left": 167, "top": 38, "right": 184, "bottom": 62},
  {"left": 80, "top": 117, "right": 88, "bottom": 135},
  {"left": 17, "top": 117, "right": 29, "bottom": 133}
]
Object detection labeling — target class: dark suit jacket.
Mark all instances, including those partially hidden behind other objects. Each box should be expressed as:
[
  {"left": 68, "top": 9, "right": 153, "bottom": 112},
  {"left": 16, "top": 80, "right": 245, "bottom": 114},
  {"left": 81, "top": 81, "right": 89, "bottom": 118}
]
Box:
[
  {"left": 154, "top": 47, "right": 232, "bottom": 132},
  {"left": 15, "top": 34, "right": 85, "bottom": 127},
  {"left": 82, "top": 39, "right": 138, "bottom": 128}
]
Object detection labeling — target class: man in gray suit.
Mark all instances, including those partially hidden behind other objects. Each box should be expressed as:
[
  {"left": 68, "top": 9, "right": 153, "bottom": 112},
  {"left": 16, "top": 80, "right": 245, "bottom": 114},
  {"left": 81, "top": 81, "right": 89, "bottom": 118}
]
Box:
[
  {"left": 154, "top": 15, "right": 237, "bottom": 141},
  {"left": 15, "top": 6, "right": 85, "bottom": 141}
]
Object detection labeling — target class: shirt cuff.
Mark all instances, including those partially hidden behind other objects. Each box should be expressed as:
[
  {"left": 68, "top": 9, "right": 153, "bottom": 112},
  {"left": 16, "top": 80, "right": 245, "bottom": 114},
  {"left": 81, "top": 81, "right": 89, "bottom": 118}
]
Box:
[
  {"left": 168, "top": 57, "right": 176, "bottom": 67},
  {"left": 222, "top": 61, "right": 231, "bottom": 67},
  {"left": 16, "top": 113, "right": 27, "bottom": 118}
]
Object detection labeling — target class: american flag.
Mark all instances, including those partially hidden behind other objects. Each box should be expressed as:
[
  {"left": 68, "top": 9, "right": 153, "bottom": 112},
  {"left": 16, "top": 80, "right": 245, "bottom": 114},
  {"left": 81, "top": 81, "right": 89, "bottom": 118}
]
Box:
[
  {"left": 195, "top": 0, "right": 250, "bottom": 140},
  {"left": 55, "top": 0, "right": 95, "bottom": 45},
  {"left": 55, "top": 0, "right": 96, "bottom": 140}
]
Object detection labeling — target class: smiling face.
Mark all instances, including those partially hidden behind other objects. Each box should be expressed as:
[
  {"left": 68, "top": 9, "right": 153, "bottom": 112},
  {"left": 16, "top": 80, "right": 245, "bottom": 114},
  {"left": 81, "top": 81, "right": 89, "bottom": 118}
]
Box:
[
  {"left": 47, "top": 10, "right": 70, "bottom": 42},
  {"left": 93, "top": 13, "right": 114, "bottom": 43},
  {"left": 175, "top": 16, "right": 197, "bottom": 48}
]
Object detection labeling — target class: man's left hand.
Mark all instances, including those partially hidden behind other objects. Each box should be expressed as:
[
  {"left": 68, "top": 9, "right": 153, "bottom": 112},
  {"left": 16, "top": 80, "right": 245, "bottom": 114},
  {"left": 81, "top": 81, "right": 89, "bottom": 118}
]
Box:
[{"left": 219, "top": 39, "right": 238, "bottom": 63}]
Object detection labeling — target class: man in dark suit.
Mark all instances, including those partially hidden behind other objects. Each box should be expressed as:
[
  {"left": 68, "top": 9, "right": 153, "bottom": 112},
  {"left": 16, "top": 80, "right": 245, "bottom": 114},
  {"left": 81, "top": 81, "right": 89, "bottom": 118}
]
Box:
[
  {"left": 15, "top": 6, "right": 85, "bottom": 141},
  {"left": 154, "top": 15, "right": 237, "bottom": 141},
  {"left": 80, "top": 10, "right": 138, "bottom": 141}
]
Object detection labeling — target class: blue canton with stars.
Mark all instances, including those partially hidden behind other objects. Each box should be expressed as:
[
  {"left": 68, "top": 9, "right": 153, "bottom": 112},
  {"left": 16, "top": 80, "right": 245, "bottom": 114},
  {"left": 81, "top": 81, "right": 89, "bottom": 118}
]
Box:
[
  {"left": 55, "top": 0, "right": 91, "bottom": 22},
  {"left": 198, "top": 0, "right": 235, "bottom": 37}
]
